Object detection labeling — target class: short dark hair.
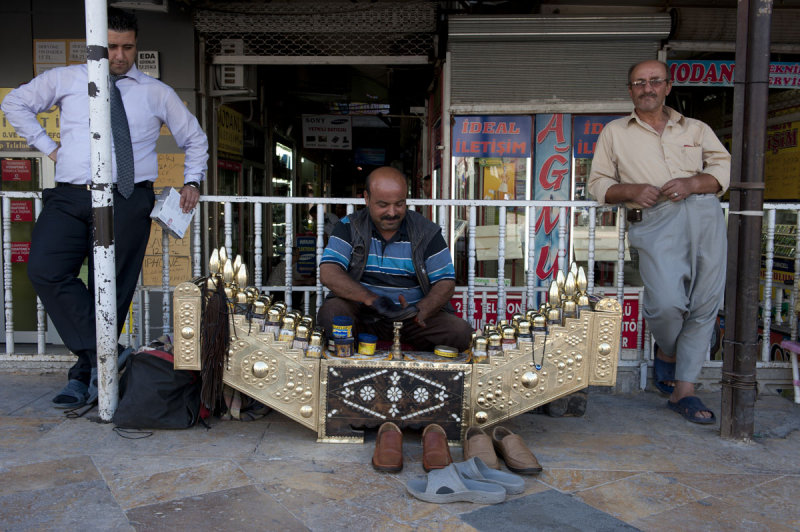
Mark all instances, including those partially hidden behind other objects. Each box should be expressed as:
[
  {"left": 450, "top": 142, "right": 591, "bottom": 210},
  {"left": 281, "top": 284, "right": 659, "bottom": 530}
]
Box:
[
  {"left": 108, "top": 7, "right": 138, "bottom": 36},
  {"left": 627, "top": 60, "right": 670, "bottom": 83}
]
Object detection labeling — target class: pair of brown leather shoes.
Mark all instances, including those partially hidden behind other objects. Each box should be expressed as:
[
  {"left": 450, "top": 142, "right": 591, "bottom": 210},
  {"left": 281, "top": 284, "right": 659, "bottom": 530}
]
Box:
[
  {"left": 372, "top": 422, "right": 453, "bottom": 473},
  {"left": 463, "top": 426, "right": 542, "bottom": 474}
]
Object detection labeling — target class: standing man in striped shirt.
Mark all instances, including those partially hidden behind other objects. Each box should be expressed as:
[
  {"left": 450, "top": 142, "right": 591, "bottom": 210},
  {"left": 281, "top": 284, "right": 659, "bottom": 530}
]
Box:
[{"left": 318, "top": 166, "right": 473, "bottom": 352}]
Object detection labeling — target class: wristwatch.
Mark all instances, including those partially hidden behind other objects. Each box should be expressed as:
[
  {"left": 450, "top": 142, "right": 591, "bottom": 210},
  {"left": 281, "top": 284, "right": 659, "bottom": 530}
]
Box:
[{"left": 184, "top": 181, "right": 200, "bottom": 190}]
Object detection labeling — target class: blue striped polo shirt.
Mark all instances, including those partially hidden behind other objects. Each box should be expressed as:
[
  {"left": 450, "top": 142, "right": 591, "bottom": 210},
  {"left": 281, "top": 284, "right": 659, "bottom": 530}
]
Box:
[{"left": 320, "top": 214, "right": 455, "bottom": 305}]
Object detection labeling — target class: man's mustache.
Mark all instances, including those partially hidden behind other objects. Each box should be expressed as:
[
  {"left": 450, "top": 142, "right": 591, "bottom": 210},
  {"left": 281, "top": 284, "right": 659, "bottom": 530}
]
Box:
[{"left": 381, "top": 215, "right": 401, "bottom": 221}]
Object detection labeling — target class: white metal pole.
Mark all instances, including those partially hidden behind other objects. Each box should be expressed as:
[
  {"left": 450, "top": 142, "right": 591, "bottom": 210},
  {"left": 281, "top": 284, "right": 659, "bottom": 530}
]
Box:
[{"left": 86, "top": 0, "right": 118, "bottom": 421}]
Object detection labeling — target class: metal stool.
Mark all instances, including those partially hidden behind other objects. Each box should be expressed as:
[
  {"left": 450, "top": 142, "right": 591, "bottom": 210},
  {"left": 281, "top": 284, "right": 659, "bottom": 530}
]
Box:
[{"left": 779, "top": 340, "right": 800, "bottom": 404}]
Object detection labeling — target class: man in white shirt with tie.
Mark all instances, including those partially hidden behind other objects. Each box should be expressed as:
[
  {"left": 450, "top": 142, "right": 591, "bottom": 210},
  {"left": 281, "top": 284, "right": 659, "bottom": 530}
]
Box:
[{"left": 1, "top": 8, "right": 208, "bottom": 408}]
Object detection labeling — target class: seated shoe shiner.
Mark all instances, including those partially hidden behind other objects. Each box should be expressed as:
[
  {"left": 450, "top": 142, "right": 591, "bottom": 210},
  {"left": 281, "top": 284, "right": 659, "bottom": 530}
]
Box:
[{"left": 317, "top": 166, "right": 473, "bottom": 352}]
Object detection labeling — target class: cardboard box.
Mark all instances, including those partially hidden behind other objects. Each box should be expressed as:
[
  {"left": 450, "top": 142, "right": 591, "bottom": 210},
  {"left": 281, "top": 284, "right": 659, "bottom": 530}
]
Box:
[{"left": 150, "top": 187, "right": 194, "bottom": 239}]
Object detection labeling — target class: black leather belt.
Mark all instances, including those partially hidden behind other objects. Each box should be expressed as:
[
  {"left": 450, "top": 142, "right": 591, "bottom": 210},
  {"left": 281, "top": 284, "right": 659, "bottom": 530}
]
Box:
[{"left": 56, "top": 181, "right": 153, "bottom": 191}]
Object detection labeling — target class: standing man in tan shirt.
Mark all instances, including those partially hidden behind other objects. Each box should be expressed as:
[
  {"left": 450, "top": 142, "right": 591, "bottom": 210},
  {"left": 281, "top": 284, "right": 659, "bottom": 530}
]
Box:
[{"left": 588, "top": 60, "right": 730, "bottom": 424}]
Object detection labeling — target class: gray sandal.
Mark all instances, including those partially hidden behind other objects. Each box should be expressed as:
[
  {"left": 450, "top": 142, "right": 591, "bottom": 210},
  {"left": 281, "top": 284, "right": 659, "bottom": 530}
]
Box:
[
  {"left": 52, "top": 379, "right": 88, "bottom": 409},
  {"left": 454, "top": 457, "right": 525, "bottom": 495},
  {"left": 406, "top": 463, "right": 506, "bottom": 504}
]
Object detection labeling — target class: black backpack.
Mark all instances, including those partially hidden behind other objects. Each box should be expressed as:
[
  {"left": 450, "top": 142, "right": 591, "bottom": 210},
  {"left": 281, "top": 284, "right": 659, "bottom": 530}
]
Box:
[{"left": 112, "top": 349, "right": 201, "bottom": 429}]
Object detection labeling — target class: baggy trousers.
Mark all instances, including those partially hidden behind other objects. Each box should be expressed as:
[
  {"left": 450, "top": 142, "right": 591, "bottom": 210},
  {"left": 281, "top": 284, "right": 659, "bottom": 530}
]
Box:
[
  {"left": 626, "top": 194, "right": 726, "bottom": 383},
  {"left": 28, "top": 185, "right": 155, "bottom": 384},
  {"left": 317, "top": 297, "right": 474, "bottom": 353}
]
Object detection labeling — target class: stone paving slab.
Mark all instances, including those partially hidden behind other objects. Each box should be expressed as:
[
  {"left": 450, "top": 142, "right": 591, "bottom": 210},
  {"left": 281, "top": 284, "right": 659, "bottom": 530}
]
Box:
[
  {"left": 631, "top": 496, "right": 796, "bottom": 532},
  {"left": 461, "top": 489, "right": 638, "bottom": 531},
  {"left": 0, "top": 373, "right": 798, "bottom": 531},
  {"left": 0, "top": 480, "right": 132, "bottom": 532},
  {"left": 126, "top": 484, "right": 307, "bottom": 531}
]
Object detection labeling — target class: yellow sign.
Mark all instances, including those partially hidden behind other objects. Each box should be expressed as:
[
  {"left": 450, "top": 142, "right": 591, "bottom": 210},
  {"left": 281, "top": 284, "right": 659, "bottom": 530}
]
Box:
[
  {"left": 218, "top": 105, "right": 243, "bottom": 156},
  {"left": 765, "top": 119, "right": 800, "bottom": 200},
  {"left": 0, "top": 88, "right": 61, "bottom": 151},
  {"left": 143, "top": 154, "right": 193, "bottom": 286},
  {"left": 142, "top": 221, "right": 192, "bottom": 286},
  {"left": 155, "top": 153, "right": 186, "bottom": 189},
  {"left": 481, "top": 159, "right": 517, "bottom": 201}
]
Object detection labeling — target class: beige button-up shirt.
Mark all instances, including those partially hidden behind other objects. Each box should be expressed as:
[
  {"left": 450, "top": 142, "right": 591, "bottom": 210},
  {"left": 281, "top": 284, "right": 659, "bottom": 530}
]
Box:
[{"left": 587, "top": 106, "right": 731, "bottom": 209}]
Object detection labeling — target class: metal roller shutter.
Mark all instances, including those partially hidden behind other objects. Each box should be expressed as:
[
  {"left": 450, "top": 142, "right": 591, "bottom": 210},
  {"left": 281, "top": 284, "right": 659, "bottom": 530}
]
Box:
[{"left": 448, "top": 14, "right": 672, "bottom": 107}]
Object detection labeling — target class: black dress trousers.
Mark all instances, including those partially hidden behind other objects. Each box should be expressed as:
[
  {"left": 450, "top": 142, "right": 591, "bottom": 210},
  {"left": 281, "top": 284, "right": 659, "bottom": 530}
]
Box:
[{"left": 27, "top": 184, "right": 155, "bottom": 383}]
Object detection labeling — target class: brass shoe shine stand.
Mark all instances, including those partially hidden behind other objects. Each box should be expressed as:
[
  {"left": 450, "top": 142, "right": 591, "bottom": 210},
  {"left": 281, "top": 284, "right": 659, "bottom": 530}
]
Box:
[{"left": 174, "top": 249, "right": 621, "bottom": 443}]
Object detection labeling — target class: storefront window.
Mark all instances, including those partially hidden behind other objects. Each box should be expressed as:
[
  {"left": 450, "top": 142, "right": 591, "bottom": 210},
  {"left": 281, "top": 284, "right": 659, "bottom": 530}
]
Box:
[
  {"left": 451, "top": 116, "right": 532, "bottom": 288},
  {"left": 449, "top": 113, "right": 636, "bottom": 293}
]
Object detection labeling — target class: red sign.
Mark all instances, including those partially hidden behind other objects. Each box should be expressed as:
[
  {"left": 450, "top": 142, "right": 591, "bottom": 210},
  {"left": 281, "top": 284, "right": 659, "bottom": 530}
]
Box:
[
  {"left": 2, "top": 159, "right": 32, "bottom": 181},
  {"left": 10, "top": 200, "right": 33, "bottom": 222},
  {"left": 217, "top": 159, "right": 242, "bottom": 171},
  {"left": 668, "top": 60, "right": 800, "bottom": 88},
  {"left": 619, "top": 297, "right": 642, "bottom": 350},
  {"left": 451, "top": 293, "right": 526, "bottom": 327},
  {"left": 452, "top": 291, "right": 643, "bottom": 349},
  {"left": 11, "top": 242, "right": 30, "bottom": 263}
]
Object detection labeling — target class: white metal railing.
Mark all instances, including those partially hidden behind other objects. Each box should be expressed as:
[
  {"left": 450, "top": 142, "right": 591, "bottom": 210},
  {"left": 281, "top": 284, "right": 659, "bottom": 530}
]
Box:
[{"left": 1, "top": 191, "right": 797, "bottom": 373}]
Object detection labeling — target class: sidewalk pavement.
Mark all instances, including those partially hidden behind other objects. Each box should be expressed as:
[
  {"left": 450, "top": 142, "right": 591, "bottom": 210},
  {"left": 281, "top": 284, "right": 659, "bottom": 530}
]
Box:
[{"left": 1, "top": 372, "right": 798, "bottom": 531}]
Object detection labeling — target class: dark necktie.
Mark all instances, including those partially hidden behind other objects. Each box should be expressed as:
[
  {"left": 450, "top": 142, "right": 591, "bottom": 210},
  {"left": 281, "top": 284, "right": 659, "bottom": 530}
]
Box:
[{"left": 110, "top": 75, "right": 134, "bottom": 198}]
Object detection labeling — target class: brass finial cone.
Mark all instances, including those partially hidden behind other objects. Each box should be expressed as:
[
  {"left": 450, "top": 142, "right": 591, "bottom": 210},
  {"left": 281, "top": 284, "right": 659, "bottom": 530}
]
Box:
[
  {"left": 577, "top": 266, "right": 588, "bottom": 292},
  {"left": 236, "top": 263, "right": 248, "bottom": 287},
  {"left": 209, "top": 248, "right": 220, "bottom": 274},
  {"left": 564, "top": 271, "right": 576, "bottom": 299},
  {"left": 222, "top": 259, "right": 234, "bottom": 284},
  {"left": 549, "top": 279, "right": 561, "bottom": 308}
]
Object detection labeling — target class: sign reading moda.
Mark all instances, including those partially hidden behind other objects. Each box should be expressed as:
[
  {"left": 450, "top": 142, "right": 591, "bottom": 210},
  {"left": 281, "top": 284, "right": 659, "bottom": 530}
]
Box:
[
  {"left": 302, "top": 115, "right": 352, "bottom": 151},
  {"left": 452, "top": 116, "right": 532, "bottom": 158},
  {"left": 668, "top": 60, "right": 800, "bottom": 88}
]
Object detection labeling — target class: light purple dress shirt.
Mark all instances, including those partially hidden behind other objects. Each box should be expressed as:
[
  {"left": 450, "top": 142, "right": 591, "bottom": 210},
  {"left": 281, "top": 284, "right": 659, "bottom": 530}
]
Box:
[{"left": 1, "top": 63, "right": 208, "bottom": 186}]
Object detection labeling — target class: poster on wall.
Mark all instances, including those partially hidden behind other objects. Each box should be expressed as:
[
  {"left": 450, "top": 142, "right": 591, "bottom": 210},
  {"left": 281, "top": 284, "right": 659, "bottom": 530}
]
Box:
[
  {"left": 10, "top": 200, "right": 33, "bottom": 222},
  {"left": 533, "top": 114, "right": 572, "bottom": 284},
  {"left": 479, "top": 158, "right": 517, "bottom": 201},
  {"left": 11, "top": 242, "right": 30, "bottom": 263},
  {"left": 33, "top": 39, "right": 86, "bottom": 75},
  {"left": 137, "top": 51, "right": 160, "bottom": 79},
  {"left": 295, "top": 235, "right": 317, "bottom": 276},
  {"left": 1, "top": 160, "right": 32, "bottom": 181},
  {"left": 218, "top": 105, "right": 243, "bottom": 156},
  {"left": 764, "top": 120, "right": 800, "bottom": 200},
  {"left": 302, "top": 115, "right": 352, "bottom": 150}
]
